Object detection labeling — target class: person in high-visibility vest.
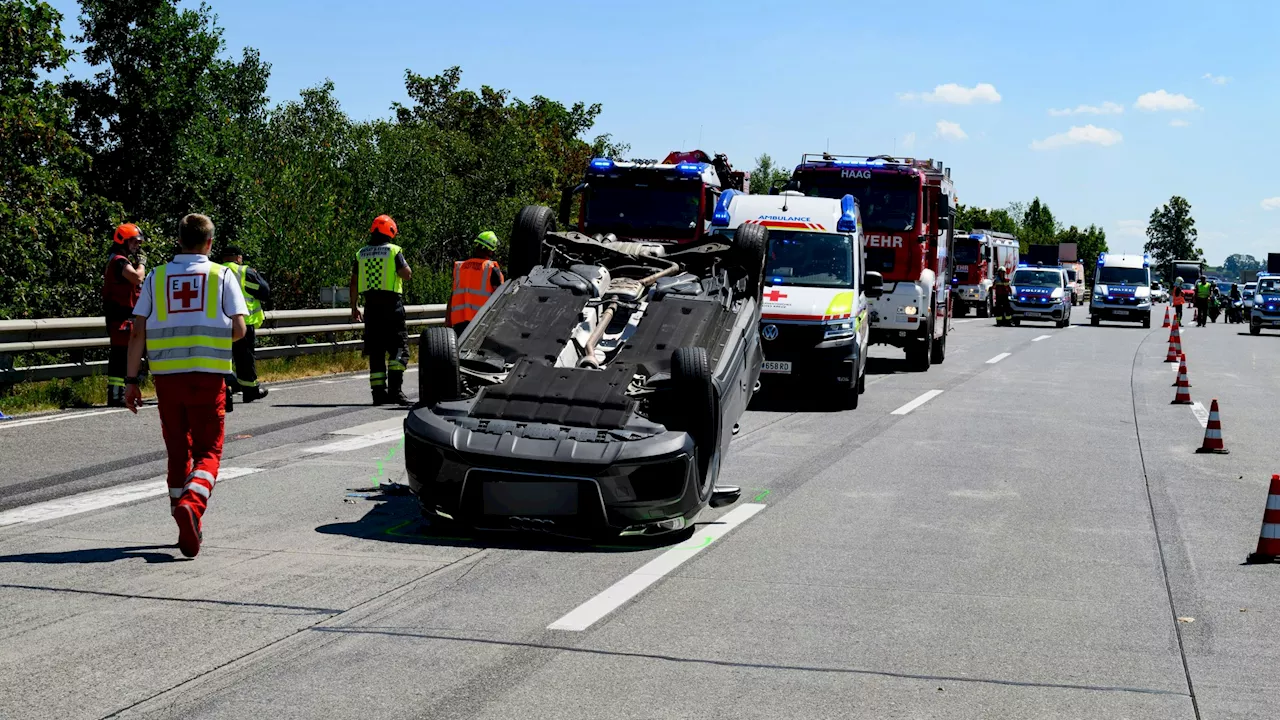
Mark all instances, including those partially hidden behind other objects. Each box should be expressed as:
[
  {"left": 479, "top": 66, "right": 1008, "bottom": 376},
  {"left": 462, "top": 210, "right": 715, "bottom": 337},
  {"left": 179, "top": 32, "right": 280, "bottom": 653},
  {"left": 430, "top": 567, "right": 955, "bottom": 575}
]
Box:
[
  {"left": 447, "top": 231, "right": 505, "bottom": 335},
  {"left": 218, "top": 246, "right": 272, "bottom": 404},
  {"left": 102, "top": 223, "right": 147, "bottom": 407},
  {"left": 350, "top": 215, "right": 413, "bottom": 405},
  {"left": 992, "top": 267, "right": 1013, "bottom": 326},
  {"left": 1171, "top": 275, "right": 1185, "bottom": 325},
  {"left": 123, "top": 214, "right": 249, "bottom": 559},
  {"left": 1194, "top": 275, "right": 1212, "bottom": 327}
]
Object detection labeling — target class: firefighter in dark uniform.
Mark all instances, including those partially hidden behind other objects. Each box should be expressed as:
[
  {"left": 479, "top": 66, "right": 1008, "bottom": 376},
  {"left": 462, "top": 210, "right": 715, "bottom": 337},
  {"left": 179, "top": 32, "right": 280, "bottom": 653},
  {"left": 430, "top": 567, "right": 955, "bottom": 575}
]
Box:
[
  {"left": 992, "top": 267, "right": 1014, "bottom": 326},
  {"left": 218, "top": 246, "right": 272, "bottom": 404},
  {"left": 350, "top": 215, "right": 412, "bottom": 405},
  {"left": 103, "top": 223, "right": 147, "bottom": 407}
]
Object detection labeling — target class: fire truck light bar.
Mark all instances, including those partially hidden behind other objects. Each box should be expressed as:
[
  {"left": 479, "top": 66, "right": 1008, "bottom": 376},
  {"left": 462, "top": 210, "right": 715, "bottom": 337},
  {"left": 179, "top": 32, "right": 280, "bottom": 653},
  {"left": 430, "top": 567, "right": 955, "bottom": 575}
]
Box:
[{"left": 589, "top": 158, "right": 615, "bottom": 171}]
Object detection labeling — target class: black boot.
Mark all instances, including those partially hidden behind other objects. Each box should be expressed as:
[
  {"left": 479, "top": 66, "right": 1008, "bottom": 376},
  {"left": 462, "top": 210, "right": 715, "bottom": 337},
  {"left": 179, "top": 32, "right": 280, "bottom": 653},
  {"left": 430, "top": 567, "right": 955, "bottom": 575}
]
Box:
[
  {"left": 372, "top": 388, "right": 389, "bottom": 406},
  {"left": 242, "top": 385, "right": 268, "bottom": 402},
  {"left": 106, "top": 386, "right": 127, "bottom": 408},
  {"left": 224, "top": 387, "right": 234, "bottom": 413}
]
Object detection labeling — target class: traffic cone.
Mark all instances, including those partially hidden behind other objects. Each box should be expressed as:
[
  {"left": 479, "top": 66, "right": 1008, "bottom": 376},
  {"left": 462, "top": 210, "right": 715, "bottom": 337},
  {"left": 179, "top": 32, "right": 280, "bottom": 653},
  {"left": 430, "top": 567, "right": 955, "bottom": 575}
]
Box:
[
  {"left": 1172, "top": 354, "right": 1190, "bottom": 386},
  {"left": 1246, "top": 475, "right": 1280, "bottom": 563},
  {"left": 1162, "top": 307, "right": 1171, "bottom": 328},
  {"left": 1171, "top": 361, "right": 1192, "bottom": 404},
  {"left": 1195, "top": 398, "right": 1228, "bottom": 454},
  {"left": 1165, "top": 322, "right": 1183, "bottom": 362}
]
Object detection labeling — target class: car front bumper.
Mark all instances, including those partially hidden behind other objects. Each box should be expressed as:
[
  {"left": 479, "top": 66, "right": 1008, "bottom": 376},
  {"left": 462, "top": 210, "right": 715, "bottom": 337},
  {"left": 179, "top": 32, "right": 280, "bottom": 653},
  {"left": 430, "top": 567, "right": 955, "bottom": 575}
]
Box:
[
  {"left": 1090, "top": 300, "right": 1151, "bottom": 321},
  {"left": 1010, "top": 301, "right": 1068, "bottom": 321},
  {"left": 1251, "top": 311, "right": 1280, "bottom": 328},
  {"left": 404, "top": 404, "right": 705, "bottom": 538}
]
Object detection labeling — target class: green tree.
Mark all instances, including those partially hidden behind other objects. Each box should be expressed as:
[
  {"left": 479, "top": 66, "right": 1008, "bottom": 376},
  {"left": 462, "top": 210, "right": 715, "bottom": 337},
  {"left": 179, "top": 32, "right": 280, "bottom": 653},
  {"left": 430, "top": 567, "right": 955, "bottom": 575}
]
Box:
[
  {"left": 955, "top": 204, "right": 1018, "bottom": 235},
  {"left": 1057, "top": 224, "right": 1108, "bottom": 282},
  {"left": 1143, "top": 195, "right": 1201, "bottom": 270},
  {"left": 64, "top": 0, "right": 270, "bottom": 245},
  {"left": 749, "top": 154, "right": 792, "bottom": 194},
  {"left": 1020, "top": 197, "right": 1060, "bottom": 247},
  {"left": 0, "top": 1, "right": 119, "bottom": 320},
  {"left": 1221, "top": 253, "right": 1259, "bottom": 280}
]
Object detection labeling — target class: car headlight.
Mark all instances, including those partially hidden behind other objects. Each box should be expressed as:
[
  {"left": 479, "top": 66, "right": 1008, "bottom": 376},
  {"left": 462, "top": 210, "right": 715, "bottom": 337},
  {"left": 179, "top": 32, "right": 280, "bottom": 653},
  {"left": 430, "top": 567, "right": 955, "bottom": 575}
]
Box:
[
  {"left": 1050, "top": 288, "right": 1064, "bottom": 299},
  {"left": 902, "top": 305, "right": 918, "bottom": 316},
  {"left": 824, "top": 322, "right": 855, "bottom": 339}
]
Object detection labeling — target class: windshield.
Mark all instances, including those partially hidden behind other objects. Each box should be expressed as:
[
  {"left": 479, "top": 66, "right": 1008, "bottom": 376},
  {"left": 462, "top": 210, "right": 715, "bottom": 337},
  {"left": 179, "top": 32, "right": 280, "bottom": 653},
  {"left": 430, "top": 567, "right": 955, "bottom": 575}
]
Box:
[
  {"left": 803, "top": 179, "right": 918, "bottom": 231},
  {"left": 584, "top": 184, "right": 701, "bottom": 237},
  {"left": 758, "top": 231, "right": 854, "bottom": 287},
  {"left": 1012, "top": 269, "right": 1062, "bottom": 287},
  {"left": 1066, "top": 269, "right": 1078, "bottom": 282},
  {"left": 953, "top": 239, "right": 981, "bottom": 264},
  {"left": 1098, "top": 266, "right": 1149, "bottom": 285},
  {"left": 1246, "top": 283, "right": 1257, "bottom": 291},
  {"left": 1259, "top": 278, "right": 1280, "bottom": 293}
]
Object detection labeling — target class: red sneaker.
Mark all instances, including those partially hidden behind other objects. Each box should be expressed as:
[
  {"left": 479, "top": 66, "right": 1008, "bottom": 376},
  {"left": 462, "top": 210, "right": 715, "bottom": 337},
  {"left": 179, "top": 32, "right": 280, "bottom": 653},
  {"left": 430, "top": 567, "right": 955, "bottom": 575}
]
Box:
[{"left": 174, "top": 504, "right": 202, "bottom": 558}]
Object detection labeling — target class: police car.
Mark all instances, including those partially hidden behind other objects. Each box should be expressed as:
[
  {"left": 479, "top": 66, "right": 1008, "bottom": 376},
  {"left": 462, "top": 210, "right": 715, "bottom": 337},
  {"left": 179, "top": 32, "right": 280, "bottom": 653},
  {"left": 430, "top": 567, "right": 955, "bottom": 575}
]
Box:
[
  {"left": 1249, "top": 273, "right": 1280, "bottom": 335},
  {"left": 1008, "top": 263, "right": 1072, "bottom": 327},
  {"left": 1089, "top": 252, "right": 1153, "bottom": 328},
  {"left": 710, "top": 190, "right": 883, "bottom": 407}
]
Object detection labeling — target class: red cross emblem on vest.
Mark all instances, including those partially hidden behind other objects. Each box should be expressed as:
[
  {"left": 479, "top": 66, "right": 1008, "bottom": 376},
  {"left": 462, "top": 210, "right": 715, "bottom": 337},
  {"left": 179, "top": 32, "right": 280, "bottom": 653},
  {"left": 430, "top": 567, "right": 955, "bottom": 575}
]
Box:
[{"left": 167, "top": 274, "right": 205, "bottom": 314}]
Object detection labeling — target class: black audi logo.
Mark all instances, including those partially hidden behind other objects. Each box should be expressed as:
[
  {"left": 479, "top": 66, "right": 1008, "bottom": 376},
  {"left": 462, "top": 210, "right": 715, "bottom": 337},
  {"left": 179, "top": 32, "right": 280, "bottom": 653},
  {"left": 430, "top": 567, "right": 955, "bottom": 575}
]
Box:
[{"left": 761, "top": 324, "right": 779, "bottom": 341}]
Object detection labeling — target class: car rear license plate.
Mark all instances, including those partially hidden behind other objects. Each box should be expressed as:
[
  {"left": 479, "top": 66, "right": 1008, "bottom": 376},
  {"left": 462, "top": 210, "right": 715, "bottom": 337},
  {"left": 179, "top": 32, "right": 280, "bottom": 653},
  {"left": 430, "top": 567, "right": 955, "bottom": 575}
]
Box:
[
  {"left": 1113, "top": 309, "right": 1129, "bottom": 316},
  {"left": 482, "top": 481, "right": 579, "bottom": 516},
  {"left": 761, "top": 360, "right": 792, "bottom": 374}
]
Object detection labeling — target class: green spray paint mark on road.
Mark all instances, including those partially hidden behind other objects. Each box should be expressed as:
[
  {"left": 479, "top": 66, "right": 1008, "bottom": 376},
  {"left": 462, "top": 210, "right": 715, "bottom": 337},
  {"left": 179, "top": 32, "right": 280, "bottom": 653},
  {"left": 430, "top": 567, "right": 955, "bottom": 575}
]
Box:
[{"left": 752, "top": 489, "right": 771, "bottom": 502}]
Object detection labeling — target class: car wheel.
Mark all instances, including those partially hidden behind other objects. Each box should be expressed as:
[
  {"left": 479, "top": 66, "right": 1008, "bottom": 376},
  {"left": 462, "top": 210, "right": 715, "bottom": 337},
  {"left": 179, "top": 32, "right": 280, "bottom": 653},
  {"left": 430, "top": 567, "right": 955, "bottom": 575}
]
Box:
[
  {"left": 731, "top": 223, "right": 768, "bottom": 300},
  {"left": 669, "top": 347, "right": 719, "bottom": 489},
  {"left": 1142, "top": 314, "right": 1151, "bottom": 329},
  {"left": 931, "top": 324, "right": 946, "bottom": 364},
  {"left": 857, "top": 368, "right": 867, "bottom": 394},
  {"left": 1091, "top": 315, "right": 1100, "bottom": 327},
  {"left": 418, "top": 327, "right": 460, "bottom": 406},
  {"left": 509, "top": 205, "right": 556, "bottom": 279},
  {"left": 908, "top": 321, "right": 933, "bottom": 372},
  {"left": 1251, "top": 323, "right": 1261, "bottom": 335},
  {"left": 977, "top": 300, "right": 990, "bottom": 318}
]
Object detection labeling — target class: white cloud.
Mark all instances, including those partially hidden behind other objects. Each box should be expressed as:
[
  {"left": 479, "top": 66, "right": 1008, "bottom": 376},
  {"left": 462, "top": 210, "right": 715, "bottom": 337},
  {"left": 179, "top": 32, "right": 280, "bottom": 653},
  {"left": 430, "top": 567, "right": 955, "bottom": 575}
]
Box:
[
  {"left": 1029, "top": 125, "right": 1123, "bottom": 150},
  {"left": 935, "top": 120, "right": 967, "bottom": 140},
  {"left": 1262, "top": 197, "right": 1280, "bottom": 211},
  {"left": 899, "top": 83, "right": 1001, "bottom": 104},
  {"left": 1170, "top": 118, "right": 1190, "bottom": 127},
  {"left": 1048, "top": 101, "right": 1124, "bottom": 116},
  {"left": 1135, "top": 90, "right": 1200, "bottom": 112},
  {"left": 1202, "top": 73, "right": 1230, "bottom": 85},
  {"left": 1115, "top": 220, "right": 1146, "bottom": 238},
  {"left": 900, "top": 131, "right": 916, "bottom": 150}
]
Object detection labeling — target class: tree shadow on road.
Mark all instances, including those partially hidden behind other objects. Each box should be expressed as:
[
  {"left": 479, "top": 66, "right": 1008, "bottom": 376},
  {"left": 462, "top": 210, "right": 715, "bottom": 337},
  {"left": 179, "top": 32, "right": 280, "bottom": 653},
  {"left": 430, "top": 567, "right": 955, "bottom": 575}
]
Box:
[
  {"left": 0, "top": 544, "right": 181, "bottom": 564},
  {"left": 316, "top": 493, "right": 696, "bottom": 555}
]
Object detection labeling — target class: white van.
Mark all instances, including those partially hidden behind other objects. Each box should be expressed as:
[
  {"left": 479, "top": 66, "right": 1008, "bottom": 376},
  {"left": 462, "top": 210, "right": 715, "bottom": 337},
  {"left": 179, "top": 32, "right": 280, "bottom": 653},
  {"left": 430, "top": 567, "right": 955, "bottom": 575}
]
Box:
[{"left": 710, "top": 191, "right": 883, "bottom": 407}]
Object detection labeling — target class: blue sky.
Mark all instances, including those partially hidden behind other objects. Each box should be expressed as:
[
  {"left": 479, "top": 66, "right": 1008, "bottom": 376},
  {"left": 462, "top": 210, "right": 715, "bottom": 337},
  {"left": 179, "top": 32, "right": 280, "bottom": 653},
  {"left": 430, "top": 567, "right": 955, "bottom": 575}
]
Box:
[{"left": 47, "top": 0, "right": 1280, "bottom": 263}]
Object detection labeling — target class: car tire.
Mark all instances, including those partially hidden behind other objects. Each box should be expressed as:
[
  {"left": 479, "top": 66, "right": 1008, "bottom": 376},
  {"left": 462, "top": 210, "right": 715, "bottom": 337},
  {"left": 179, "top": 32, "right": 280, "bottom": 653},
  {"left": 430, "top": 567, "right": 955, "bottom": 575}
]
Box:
[
  {"left": 1091, "top": 315, "right": 1100, "bottom": 327},
  {"left": 1251, "top": 323, "right": 1261, "bottom": 335},
  {"left": 931, "top": 322, "right": 947, "bottom": 364},
  {"left": 418, "top": 327, "right": 460, "bottom": 407},
  {"left": 731, "top": 222, "right": 769, "bottom": 300},
  {"left": 509, "top": 205, "right": 556, "bottom": 279},
  {"left": 669, "top": 347, "right": 719, "bottom": 488},
  {"left": 956, "top": 302, "right": 968, "bottom": 318},
  {"left": 1142, "top": 314, "right": 1151, "bottom": 329},
  {"left": 908, "top": 320, "right": 933, "bottom": 372},
  {"left": 857, "top": 368, "right": 867, "bottom": 394},
  {"left": 977, "top": 300, "right": 990, "bottom": 318}
]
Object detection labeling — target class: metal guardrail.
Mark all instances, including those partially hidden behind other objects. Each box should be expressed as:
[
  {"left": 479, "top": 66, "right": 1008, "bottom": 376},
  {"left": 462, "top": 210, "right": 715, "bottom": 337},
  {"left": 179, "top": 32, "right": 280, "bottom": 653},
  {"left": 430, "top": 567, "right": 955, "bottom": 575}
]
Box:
[{"left": 0, "top": 305, "right": 447, "bottom": 384}]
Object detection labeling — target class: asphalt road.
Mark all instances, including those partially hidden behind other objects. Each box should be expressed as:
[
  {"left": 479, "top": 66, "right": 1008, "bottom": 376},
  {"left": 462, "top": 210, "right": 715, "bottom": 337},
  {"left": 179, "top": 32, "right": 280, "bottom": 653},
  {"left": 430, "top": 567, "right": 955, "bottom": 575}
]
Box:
[{"left": 2, "top": 308, "right": 1278, "bottom": 719}]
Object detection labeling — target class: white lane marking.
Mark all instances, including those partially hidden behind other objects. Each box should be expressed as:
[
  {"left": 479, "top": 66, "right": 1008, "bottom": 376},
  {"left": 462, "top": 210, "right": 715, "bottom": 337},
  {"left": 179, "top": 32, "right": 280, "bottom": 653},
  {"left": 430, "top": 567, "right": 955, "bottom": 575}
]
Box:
[
  {"left": 1032, "top": 335, "right": 1051, "bottom": 342},
  {"left": 0, "top": 467, "right": 262, "bottom": 528},
  {"left": 303, "top": 428, "right": 402, "bottom": 454},
  {"left": 0, "top": 408, "right": 125, "bottom": 429},
  {"left": 331, "top": 417, "right": 405, "bottom": 436},
  {"left": 986, "top": 352, "right": 1012, "bottom": 364},
  {"left": 1063, "top": 324, "right": 1075, "bottom": 329},
  {"left": 952, "top": 319, "right": 975, "bottom": 324},
  {"left": 548, "top": 503, "right": 766, "bottom": 632},
  {"left": 890, "top": 390, "right": 944, "bottom": 416},
  {"left": 1190, "top": 402, "right": 1209, "bottom": 428}
]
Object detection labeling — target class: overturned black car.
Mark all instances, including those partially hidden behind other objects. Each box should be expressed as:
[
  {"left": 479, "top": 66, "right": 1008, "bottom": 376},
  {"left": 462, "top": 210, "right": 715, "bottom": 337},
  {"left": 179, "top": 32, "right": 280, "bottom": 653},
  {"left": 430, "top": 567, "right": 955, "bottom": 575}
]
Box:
[{"left": 404, "top": 205, "right": 767, "bottom": 539}]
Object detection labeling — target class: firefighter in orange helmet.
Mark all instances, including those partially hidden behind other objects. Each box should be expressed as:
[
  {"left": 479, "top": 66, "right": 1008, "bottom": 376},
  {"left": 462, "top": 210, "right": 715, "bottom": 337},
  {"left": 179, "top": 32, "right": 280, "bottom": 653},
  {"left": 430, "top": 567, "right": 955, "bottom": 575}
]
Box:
[
  {"left": 447, "top": 231, "right": 504, "bottom": 336},
  {"left": 350, "top": 215, "right": 413, "bottom": 405},
  {"left": 103, "top": 223, "right": 147, "bottom": 406}
]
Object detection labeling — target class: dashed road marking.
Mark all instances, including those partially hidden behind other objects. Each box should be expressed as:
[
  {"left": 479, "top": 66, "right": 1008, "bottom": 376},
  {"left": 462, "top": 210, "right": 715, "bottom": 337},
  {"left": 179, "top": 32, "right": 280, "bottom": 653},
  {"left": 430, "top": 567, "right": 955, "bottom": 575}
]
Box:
[
  {"left": 303, "top": 428, "right": 402, "bottom": 454},
  {"left": 548, "top": 503, "right": 767, "bottom": 632},
  {"left": 1190, "top": 401, "right": 1209, "bottom": 428},
  {"left": 1032, "top": 335, "right": 1051, "bottom": 342},
  {"left": 953, "top": 319, "right": 975, "bottom": 324},
  {"left": 890, "top": 390, "right": 944, "bottom": 416},
  {"left": 986, "top": 352, "right": 1012, "bottom": 364},
  {"left": 0, "top": 467, "right": 262, "bottom": 528}
]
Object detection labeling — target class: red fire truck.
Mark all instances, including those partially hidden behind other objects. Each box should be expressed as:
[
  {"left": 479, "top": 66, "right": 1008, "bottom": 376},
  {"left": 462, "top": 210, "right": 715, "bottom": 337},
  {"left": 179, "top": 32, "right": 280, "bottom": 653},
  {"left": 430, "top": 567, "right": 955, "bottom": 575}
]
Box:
[
  {"left": 560, "top": 150, "right": 749, "bottom": 243},
  {"left": 791, "top": 154, "right": 956, "bottom": 370},
  {"left": 952, "top": 230, "right": 1019, "bottom": 317}
]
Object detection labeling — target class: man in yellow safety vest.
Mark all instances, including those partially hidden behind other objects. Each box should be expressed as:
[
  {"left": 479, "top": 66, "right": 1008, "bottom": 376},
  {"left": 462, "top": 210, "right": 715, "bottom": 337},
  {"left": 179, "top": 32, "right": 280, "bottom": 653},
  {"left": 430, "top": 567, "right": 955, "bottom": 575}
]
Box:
[
  {"left": 350, "top": 215, "right": 413, "bottom": 405},
  {"left": 218, "top": 246, "right": 272, "bottom": 405}
]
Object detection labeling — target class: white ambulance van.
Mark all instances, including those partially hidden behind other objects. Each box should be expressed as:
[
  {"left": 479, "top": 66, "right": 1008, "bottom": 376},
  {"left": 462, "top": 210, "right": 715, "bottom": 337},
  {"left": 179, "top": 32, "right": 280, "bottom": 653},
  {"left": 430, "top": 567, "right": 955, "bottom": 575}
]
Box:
[{"left": 710, "top": 191, "right": 883, "bottom": 407}]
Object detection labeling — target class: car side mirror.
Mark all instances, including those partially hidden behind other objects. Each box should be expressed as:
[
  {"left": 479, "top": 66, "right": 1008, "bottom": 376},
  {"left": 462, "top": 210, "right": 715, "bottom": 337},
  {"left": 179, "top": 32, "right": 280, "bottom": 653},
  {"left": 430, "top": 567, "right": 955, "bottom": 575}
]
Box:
[
  {"left": 864, "top": 271, "right": 884, "bottom": 298},
  {"left": 937, "top": 216, "right": 951, "bottom": 230}
]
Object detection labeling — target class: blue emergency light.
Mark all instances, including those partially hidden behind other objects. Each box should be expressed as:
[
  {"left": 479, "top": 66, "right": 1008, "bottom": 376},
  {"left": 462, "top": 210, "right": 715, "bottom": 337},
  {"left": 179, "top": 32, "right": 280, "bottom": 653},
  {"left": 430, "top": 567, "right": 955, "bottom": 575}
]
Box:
[
  {"left": 1017, "top": 262, "right": 1029, "bottom": 268},
  {"left": 675, "top": 162, "right": 705, "bottom": 177},
  {"left": 836, "top": 195, "right": 859, "bottom": 232},
  {"left": 711, "top": 189, "right": 739, "bottom": 227},
  {"left": 969, "top": 233, "right": 985, "bottom": 240},
  {"left": 1097, "top": 253, "right": 1106, "bottom": 266},
  {"left": 1143, "top": 253, "right": 1151, "bottom": 268},
  {"left": 589, "top": 158, "right": 615, "bottom": 171}
]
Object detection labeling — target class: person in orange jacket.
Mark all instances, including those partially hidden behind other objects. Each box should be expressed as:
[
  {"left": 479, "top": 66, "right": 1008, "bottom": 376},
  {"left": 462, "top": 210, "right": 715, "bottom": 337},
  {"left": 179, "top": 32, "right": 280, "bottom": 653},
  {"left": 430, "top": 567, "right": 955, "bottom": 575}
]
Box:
[
  {"left": 447, "top": 231, "right": 504, "bottom": 336},
  {"left": 102, "top": 224, "right": 147, "bottom": 406}
]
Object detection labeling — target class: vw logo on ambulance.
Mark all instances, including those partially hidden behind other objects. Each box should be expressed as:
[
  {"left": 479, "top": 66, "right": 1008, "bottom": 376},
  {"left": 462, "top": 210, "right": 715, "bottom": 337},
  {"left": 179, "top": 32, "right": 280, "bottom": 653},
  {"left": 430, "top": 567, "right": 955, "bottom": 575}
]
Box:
[{"left": 761, "top": 324, "right": 779, "bottom": 341}]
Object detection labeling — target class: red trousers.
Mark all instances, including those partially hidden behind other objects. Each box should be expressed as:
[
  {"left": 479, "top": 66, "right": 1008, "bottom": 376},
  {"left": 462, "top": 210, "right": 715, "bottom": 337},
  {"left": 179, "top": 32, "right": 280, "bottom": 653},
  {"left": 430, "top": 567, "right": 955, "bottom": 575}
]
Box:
[{"left": 154, "top": 373, "right": 226, "bottom": 519}]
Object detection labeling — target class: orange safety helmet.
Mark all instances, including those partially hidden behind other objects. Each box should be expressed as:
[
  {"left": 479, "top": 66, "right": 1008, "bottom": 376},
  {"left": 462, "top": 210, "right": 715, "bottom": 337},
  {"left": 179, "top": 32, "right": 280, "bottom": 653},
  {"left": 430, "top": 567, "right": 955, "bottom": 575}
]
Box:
[
  {"left": 113, "top": 223, "right": 143, "bottom": 244},
  {"left": 370, "top": 215, "right": 398, "bottom": 239}
]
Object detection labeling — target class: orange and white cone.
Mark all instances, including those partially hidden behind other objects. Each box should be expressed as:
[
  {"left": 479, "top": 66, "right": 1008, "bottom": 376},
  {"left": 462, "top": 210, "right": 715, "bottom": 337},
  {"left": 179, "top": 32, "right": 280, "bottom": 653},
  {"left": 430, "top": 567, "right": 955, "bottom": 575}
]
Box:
[
  {"left": 1195, "top": 398, "right": 1228, "bottom": 454},
  {"left": 1165, "top": 323, "right": 1183, "bottom": 362},
  {"left": 1246, "top": 475, "right": 1280, "bottom": 563},
  {"left": 1171, "top": 362, "right": 1192, "bottom": 404},
  {"left": 1162, "top": 307, "right": 1171, "bottom": 328},
  {"left": 1173, "top": 354, "right": 1190, "bottom": 386}
]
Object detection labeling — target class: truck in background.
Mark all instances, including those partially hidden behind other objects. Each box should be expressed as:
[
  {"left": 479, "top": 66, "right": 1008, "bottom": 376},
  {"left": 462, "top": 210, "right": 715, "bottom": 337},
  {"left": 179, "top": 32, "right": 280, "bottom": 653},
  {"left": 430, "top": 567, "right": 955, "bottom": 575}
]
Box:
[
  {"left": 1059, "top": 242, "right": 1086, "bottom": 306},
  {"left": 790, "top": 154, "right": 956, "bottom": 371},
  {"left": 1168, "top": 258, "right": 1207, "bottom": 303},
  {"left": 951, "top": 230, "right": 1018, "bottom": 317}
]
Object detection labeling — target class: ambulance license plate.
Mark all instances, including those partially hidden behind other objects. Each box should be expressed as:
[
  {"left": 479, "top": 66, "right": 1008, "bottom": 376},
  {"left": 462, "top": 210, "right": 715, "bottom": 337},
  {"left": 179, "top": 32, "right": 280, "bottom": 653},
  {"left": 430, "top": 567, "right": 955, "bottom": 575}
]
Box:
[
  {"left": 1113, "top": 309, "right": 1129, "bottom": 316},
  {"left": 761, "top": 361, "right": 792, "bottom": 374}
]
